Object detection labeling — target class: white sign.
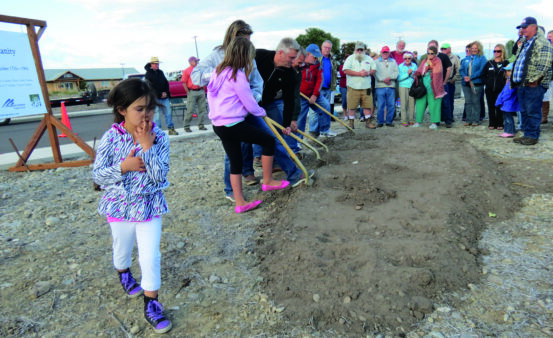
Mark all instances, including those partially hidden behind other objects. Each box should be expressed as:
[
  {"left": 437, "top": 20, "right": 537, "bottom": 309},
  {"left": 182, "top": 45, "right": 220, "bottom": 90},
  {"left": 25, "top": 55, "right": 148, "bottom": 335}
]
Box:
[{"left": 0, "top": 30, "right": 47, "bottom": 119}]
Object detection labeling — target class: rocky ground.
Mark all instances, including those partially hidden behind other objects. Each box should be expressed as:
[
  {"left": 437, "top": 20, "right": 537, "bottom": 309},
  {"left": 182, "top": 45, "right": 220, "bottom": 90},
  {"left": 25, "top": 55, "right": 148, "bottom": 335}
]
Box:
[{"left": 1, "top": 100, "right": 553, "bottom": 337}]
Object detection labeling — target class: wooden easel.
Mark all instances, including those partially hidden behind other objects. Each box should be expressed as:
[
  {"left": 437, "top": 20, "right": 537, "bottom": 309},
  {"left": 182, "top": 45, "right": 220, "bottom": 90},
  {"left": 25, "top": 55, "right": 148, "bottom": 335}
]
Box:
[{"left": 1, "top": 15, "right": 95, "bottom": 172}]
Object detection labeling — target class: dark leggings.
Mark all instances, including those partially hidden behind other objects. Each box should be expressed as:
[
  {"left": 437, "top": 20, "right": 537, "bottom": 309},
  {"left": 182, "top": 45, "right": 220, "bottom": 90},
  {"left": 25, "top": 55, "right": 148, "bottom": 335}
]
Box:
[
  {"left": 485, "top": 89, "right": 504, "bottom": 128},
  {"left": 213, "top": 121, "right": 275, "bottom": 175}
]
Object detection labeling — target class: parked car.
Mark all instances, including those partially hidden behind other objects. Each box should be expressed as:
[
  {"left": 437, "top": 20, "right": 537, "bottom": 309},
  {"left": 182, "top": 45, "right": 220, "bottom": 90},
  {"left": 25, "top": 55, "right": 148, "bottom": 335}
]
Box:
[{"left": 124, "top": 73, "right": 186, "bottom": 98}]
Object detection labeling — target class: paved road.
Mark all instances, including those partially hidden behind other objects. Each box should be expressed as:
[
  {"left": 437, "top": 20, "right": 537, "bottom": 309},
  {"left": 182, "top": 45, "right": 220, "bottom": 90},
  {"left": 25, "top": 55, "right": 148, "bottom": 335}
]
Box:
[{"left": 0, "top": 109, "right": 203, "bottom": 154}]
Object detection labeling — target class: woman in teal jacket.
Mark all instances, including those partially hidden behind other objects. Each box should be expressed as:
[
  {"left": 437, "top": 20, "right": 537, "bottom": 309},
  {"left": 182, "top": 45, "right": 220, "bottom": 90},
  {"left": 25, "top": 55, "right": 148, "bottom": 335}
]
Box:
[
  {"left": 460, "top": 41, "right": 487, "bottom": 126},
  {"left": 397, "top": 52, "right": 418, "bottom": 126}
]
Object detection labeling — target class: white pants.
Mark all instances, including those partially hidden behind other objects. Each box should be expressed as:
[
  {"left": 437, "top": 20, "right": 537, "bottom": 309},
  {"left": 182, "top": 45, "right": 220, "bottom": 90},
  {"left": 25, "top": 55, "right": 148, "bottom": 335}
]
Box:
[{"left": 109, "top": 217, "right": 162, "bottom": 291}]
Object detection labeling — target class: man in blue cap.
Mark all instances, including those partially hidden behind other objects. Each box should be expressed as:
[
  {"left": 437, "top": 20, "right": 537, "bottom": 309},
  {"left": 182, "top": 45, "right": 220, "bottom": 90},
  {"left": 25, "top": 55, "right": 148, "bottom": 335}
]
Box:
[
  {"left": 511, "top": 16, "right": 553, "bottom": 145},
  {"left": 295, "top": 44, "right": 336, "bottom": 139}
]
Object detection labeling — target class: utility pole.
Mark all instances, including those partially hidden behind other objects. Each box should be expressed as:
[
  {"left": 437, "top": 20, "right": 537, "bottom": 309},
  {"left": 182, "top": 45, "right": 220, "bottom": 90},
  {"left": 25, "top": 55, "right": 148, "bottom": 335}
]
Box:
[
  {"left": 120, "top": 63, "right": 125, "bottom": 79},
  {"left": 193, "top": 36, "right": 199, "bottom": 58}
]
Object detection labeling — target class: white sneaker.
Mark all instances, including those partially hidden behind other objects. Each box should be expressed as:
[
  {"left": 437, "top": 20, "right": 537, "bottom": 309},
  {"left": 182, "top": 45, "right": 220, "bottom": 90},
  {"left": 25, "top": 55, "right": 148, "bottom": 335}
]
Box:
[
  {"left": 429, "top": 123, "right": 438, "bottom": 130},
  {"left": 320, "top": 130, "right": 337, "bottom": 138},
  {"left": 412, "top": 123, "right": 420, "bottom": 128}
]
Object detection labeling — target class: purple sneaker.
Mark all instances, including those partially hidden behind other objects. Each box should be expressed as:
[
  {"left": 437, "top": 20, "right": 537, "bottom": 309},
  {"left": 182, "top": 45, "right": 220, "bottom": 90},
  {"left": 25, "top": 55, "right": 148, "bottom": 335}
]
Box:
[
  {"left": 118, "top": 269, "right": 143, "bottom": 298},
  {"left": 144, "top": 299, "right": 172, "bottom": 334}
]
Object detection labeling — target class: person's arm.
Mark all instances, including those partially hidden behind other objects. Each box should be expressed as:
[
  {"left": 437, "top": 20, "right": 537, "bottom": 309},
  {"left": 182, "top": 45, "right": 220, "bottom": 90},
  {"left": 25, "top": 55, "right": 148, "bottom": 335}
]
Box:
[
  {"left": 374, "top": 62, "right": 385, "bottom": 82},
  {"left": 141, "top": 129, "right": 170, "bottom": 185},
  {"left": 391, "top": 62, "right": 399, "bottom": 81},
  {"left": 191, "top": 49, "right": 220, "bottom": 87},
  {"left": 92, "top": 129, "right": 123, "bottom": 186},
  {"left": 343, "top": 56, "right": 367, "bottom": 77},
  {"left": 249, "top": 60, "right": 264, "bottom": 103},
  {"left": 531, "top": 43, "right": 553, "bottom": 82},
  {"left": 181, "top": 69, "right": 190, "bottom": 95},
  {"left": 397, "top": 65, "right": 409, "bottom": 82},
  {"left": 235, "top": 71, "right": 265, "bottom": 116},
  {"left": 311, "top": 67, "right": 324, "bottom": 100},
  {"left": 470, "top": 56, "right": 486, "bottom": 80}
]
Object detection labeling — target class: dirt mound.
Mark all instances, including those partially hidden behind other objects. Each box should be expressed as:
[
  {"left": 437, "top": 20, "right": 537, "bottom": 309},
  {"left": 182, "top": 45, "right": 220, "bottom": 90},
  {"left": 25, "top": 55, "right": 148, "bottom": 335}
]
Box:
[{"left": 257, "top": 128, "right": 521, "bottom": 335}]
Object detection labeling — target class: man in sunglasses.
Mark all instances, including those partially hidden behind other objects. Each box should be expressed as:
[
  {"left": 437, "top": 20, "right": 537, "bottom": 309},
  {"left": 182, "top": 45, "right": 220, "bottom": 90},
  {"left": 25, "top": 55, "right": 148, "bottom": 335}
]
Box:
[{"left": 511, "top": 16, "right": 553, "bottom": 145}]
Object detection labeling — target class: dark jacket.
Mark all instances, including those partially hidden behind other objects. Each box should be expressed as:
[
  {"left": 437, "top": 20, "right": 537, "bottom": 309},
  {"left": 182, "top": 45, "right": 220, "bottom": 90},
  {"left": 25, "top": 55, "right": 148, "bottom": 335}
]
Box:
[
  {"left": 255, "top": 49, "right": 298, "bottom": 127},
  {"left": 482, "top": 60, "right": 509, "bottom": 92},
  {"left": 144, "top": 63, "right": 170, "bottom": 99}
]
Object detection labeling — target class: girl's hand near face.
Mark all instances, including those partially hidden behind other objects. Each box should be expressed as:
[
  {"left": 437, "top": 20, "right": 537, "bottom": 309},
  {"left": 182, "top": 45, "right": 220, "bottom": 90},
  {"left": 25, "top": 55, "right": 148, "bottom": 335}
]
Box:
[{"left": 135, "top": 120, "right": 155, "bottom": 152}]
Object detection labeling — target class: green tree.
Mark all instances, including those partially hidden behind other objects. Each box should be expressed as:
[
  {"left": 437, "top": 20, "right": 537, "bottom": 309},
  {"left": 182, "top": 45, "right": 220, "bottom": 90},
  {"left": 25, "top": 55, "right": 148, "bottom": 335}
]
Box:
[
  {"left": 296, "top": 27, "right": 340, "bottom": 56},
  {"left": 505, "top": 39, "right": 515, "bottom": 59},
  {"left": 338, "top": 42, "right": 372, "bottom": 63}
]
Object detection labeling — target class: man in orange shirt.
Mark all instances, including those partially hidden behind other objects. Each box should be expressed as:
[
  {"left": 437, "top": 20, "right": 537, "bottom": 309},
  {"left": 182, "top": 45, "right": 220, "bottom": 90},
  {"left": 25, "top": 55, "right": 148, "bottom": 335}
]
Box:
[{"left": 181, "top": 56, "right": 208, "bottom": 132}]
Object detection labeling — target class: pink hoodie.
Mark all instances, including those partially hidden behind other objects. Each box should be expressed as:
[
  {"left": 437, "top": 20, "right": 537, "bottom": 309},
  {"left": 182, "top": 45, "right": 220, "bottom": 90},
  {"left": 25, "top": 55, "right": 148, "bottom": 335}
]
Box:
[{"left": 207, "top": 67, "right": 265, "bottom": 126}]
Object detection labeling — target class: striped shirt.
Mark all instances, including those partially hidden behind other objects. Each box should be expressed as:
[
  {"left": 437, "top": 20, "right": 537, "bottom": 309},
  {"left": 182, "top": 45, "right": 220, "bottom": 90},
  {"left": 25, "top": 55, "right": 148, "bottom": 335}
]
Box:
[{"left": 92, "top": 122, "right": 170, "bottom": 222}]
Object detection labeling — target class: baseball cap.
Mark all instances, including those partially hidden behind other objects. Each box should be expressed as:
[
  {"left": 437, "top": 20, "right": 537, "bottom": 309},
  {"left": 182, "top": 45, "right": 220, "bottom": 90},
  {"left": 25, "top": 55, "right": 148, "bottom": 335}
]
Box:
[
  {"left": 306, "top": 44, "right": 322, "bottom": 58},
  {"left": 381, "top": 46, "right": 390, "bottom": 53},
  {"left": 355, "top": 42, "right": 366, "bottom": 50},
  {"left": 188, "top": 56, "right": 199, "bottom": 63},
  {"left": 516, "top": 16, "right": 537, "bottom": 29},
  {"left": 441, "top": 43, "right": 451, "bottom": 49}
]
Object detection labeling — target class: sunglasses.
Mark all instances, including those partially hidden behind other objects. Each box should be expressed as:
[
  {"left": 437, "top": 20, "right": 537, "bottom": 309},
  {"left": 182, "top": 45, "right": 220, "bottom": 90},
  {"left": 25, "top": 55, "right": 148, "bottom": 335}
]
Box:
[
  {"left": 356, "top": 48, "right": 364, "bottom": 52},
  {"left": 493, "top": 50, "right": 502, "bottom": 53},
  {"left": 427, "top": 52, "right": 436, "bottom": 55}
]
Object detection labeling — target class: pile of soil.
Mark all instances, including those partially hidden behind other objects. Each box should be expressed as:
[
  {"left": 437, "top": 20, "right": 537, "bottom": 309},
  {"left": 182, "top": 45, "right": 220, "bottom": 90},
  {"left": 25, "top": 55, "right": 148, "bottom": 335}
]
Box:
[{"left": 257, "top": 128, "right": 521, "bottom": 335}]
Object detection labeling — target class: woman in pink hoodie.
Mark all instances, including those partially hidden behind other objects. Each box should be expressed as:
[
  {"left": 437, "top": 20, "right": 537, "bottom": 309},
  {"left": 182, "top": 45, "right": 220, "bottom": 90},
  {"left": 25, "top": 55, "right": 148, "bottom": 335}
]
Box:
[{"left": 208, "top": 37, "right": 289, "bottom": 213}]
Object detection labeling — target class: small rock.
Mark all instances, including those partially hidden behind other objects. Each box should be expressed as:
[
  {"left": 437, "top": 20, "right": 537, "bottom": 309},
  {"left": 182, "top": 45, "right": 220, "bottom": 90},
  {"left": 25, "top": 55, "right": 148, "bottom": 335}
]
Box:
[
  {"left": 130, "top": 325, "right": 140, "bottom": 334},
  {"left": 313, "top": 294, "right": 320, "bottom": 302},
  {"left": 437, "top": 306, "right": 451, "bottom": 313},
  {"left": 30, "top": 281, "right": 51, "bottom": 298},
  {"left": 209, "top": 275, "right": 222, "bottom": 284},
  {"left": 343, "top": 296, "right": 351, "bottom": 304},
  {"left": 45, "top": 217, "right": 60, "bottom": 226}
]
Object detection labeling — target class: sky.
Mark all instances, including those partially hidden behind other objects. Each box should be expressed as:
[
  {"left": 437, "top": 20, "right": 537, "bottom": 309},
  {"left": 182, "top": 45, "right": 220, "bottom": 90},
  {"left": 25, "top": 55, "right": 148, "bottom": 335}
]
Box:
[{"left": 2, "top": 0, "right": 553, "bottom": 75}]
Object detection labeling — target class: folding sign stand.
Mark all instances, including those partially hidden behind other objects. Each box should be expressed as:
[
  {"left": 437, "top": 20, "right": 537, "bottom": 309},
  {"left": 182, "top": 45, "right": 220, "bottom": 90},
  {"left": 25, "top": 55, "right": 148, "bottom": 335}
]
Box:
[{"left": 0, "top": 15, "right": 95, "bottom": 172}]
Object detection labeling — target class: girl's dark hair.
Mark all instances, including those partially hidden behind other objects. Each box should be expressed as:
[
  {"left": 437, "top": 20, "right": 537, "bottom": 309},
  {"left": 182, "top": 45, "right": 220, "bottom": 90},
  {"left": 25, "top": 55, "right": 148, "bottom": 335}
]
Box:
[
  {"left": 216, "top": 36, "right": 255, "bottom": 81},
  {"left": 107, "top": 78, "right": 158, "bottom": 123}
]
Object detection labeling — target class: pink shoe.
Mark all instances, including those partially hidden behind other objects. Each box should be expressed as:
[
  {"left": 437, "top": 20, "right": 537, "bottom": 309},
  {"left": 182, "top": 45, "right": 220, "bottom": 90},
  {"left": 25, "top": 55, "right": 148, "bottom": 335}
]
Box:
[
  {"left": 261, "top": 180, "right": 290, "bottom": 191},
  {"left": 498, "top": 133, "right": 515, "bottom": 138},
  {"left": 235, "top": 200, "right": 262, "bottom": 213}
]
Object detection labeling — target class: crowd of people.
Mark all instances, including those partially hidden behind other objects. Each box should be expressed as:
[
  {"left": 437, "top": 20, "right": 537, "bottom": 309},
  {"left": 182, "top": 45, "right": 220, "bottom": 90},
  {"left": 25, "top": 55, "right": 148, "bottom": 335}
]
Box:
[{"left": 91, "top": 16, "right": 553, "bottom": 334}]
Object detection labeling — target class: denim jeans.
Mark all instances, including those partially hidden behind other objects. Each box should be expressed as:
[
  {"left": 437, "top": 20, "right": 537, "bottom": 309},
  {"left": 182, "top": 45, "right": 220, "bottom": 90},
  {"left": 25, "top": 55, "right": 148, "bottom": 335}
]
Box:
[
  {"left": 223, "top": 143, "right": 255, "bottom": 196},
  {"left": 253, "top": 99, "right": 302, "bottom": 155},
  {"left": 446, "top": 82, "right": 456, "bottom": 113},
  {"left": 375, "top": 87, "right": 395, "bottom": 124},
  {"left": 502, "top": 110, "right": 516, "bottom": 135},
  {"left": 226, "top": 112, "right": 301, "bottom": 195},
  {"left": 299, "top": 96, "right": 331, "bottom": 136},
  {"left": 339, "top": 87, "right": 348, "bottom": 111},
  {"left": 154, "top": 97, "right": 174, "bottom": 129},
  {"left": 441, "top": 84, "right": 453, "bottom": 124},
  {"left": 517, "top": 85, "right": 546, "bottom": 139},
  {"left": 462, "top": 85, "right": 483, "bottom": 124},
  {"left": 319, "top": 88, "right": 333, "bottom": 124}
]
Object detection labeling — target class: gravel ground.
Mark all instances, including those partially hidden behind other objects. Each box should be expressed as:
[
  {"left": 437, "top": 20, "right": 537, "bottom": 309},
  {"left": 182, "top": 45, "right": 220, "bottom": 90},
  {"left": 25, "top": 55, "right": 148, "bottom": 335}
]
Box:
[{"left": 1, "top": 99, "right": 553, "bottom": 336}]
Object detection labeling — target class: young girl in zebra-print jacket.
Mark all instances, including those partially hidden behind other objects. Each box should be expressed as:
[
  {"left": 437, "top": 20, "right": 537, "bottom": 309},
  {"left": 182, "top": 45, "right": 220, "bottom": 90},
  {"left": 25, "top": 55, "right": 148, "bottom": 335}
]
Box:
[{"left": 92, "top": 78, "right": 172, "bottom": 334}]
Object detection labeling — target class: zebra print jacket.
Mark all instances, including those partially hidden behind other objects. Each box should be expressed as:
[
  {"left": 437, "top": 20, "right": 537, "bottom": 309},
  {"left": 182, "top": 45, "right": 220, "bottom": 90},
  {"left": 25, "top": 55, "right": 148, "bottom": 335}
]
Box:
[{"left": 92, "top": 122, "right": 170, "bottom": 222}]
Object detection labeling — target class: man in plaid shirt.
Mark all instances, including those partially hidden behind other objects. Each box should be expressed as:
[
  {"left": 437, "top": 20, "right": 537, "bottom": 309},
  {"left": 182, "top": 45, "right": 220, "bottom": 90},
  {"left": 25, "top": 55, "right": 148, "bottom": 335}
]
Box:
[{"left": 511, "top": 16, "right": 553, "bottom": 145}]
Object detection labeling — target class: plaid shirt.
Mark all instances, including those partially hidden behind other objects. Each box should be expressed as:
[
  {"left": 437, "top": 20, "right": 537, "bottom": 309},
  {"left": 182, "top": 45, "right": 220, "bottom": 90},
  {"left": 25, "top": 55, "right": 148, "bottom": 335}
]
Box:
[{"left": 512, "top": 32, "right": 553, "bottom": 88}]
